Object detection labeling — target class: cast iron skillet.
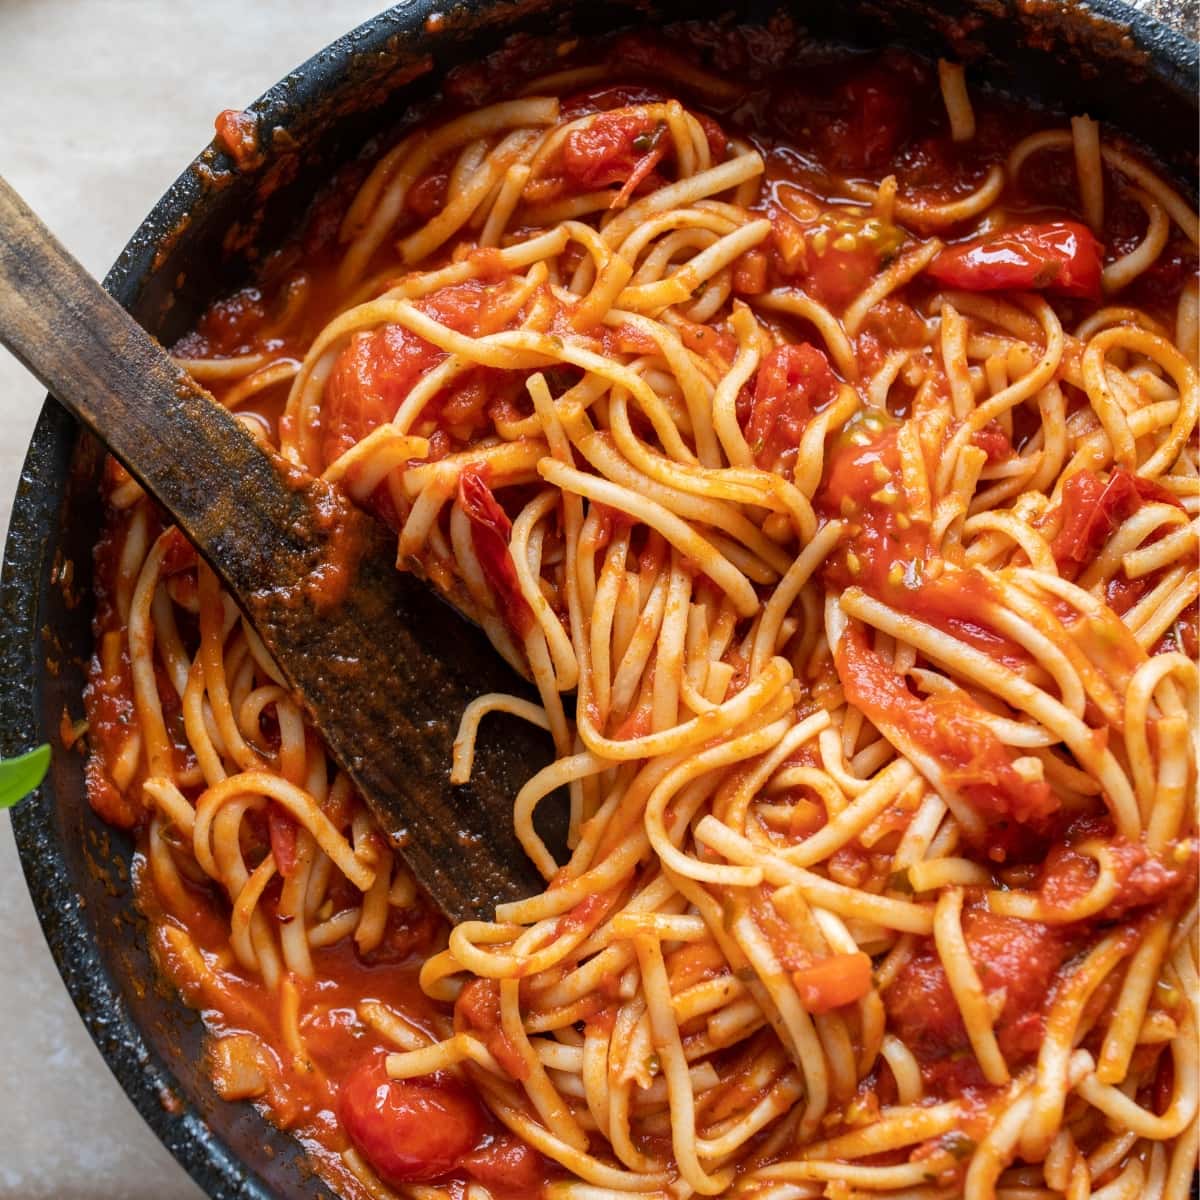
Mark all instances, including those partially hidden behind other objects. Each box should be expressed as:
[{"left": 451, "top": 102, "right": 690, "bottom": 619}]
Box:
[{"left": 3, "top": 2, "right": 1196, "bottom": 1196}]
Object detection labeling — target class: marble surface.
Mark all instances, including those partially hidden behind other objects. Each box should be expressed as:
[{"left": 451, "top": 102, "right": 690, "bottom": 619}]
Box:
[
  {"left": 0, "top": 2, "right": 1191, "bottom": 1198},
  {"left": 0, "top": 6, "right": 381, "bottom": 1197}
]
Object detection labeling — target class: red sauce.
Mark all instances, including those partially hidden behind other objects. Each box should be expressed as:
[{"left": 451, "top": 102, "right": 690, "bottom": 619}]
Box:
[
  {"left": 743, "top": 343, "right": 838, "bottom": 473},
  {"left": 885, "top": 906, "right": 1075, "bottom": 1089}
]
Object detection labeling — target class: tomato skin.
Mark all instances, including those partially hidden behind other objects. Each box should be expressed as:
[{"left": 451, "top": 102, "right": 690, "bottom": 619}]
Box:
[
  {"left": 926, "top": 221, "right": 1103, "bottom": 300},
  {"left": 1051, "top": 466, "right": 1182, "bottom": 578},
  {"left": 462, "top": 1134, "right": 548, "bottom": 1193},
  {"left": 732, "top": 249, "right": 768, "bottom": 295},
  {"left": 836, "top": 625, "right": 1058, "bottom": 838},
  {"left": 458, "top": 470, "right": 535, "bottom": 640},
  {"left": 267, "top": 806, "right": 298, "bottom": 877},
  {"left": 322, "top": 325, "right": 443, "bottom": 467},
  {"left": 745, "top": 344, "right": 838, "bottom": 471},
  {"left": 563, "top": 83, "right": 668, "bottom": 117},
  {"left": 562, "top": 110, "right": 663, "bottom": 191},
  {"left": 885, "top": 909, "right": 1071, "bottom": 1072},
  {"left": 338, "top": 1059, "right": 484, "bottom": 1185}
]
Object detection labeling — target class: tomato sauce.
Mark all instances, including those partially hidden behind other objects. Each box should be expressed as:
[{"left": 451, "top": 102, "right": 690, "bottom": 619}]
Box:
[
  {"left": 743, "top": 343, "right": 838, "bottom": 473},
  {"left": 1037, "top": 817, "right": 1198, "bottom": 920},
  {"left": 885, "top": 906, "right": 1076, "bottom": 1089}
]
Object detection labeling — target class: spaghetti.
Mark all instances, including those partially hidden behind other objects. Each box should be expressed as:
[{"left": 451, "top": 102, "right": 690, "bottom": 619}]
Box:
[{"left": 81, "top": 29, "right": 1198, "bottom": 1200}]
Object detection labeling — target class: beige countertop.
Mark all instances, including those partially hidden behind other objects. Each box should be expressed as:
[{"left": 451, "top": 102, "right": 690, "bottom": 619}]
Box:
[
  {"left": 0, "top": 6, "right": 380, "bottom": 1196},
  {"left": 0, "top": 2, "right": 1191, "bottom": 1198}
]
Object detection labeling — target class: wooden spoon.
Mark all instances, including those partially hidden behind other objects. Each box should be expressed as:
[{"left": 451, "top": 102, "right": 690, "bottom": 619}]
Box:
[{"left": 0, "top": 173, "right": 557, "bottom": 922}]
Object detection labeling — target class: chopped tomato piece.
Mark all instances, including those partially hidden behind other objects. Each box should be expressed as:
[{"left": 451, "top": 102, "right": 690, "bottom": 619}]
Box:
[
  {"left": 191, "top": 285, "right": 267, "bottom": 356},
  {"left": 339, "top": 1058, "right": 484, "bottom": 1185},
  {"left": 818, "top": 418, "right": 903, "bottom": 519},
  {"left": 672, "top": 315, "right": 737, "bottom": 364},
  {"left": 745, "top": 344, "right": 838, "bottom": 472},
  {"left": 599, "top": 321, "right": 660, "bottom": 357},
  {"left": 733, "top": 249, "right": 768, "bottom": 295},
  {"left": 971, "top": 421, "right": 1012, "bottom": 464},
  {"left": 1051, "top": 466, "right": 1182, "bottom": 578},
  {"left": 770, "top": 208, "right": 903, "bottom": 307},
  {"left": 836, "top": 70, "right": 912, "bottom": 171},
  {"left": 322, "top": 282, "right": 501, "bottom": 467},
  {"left": 562, "top": 110, "right": 667, "bottom": 193},
  {"left": 804, "top": 214, "right": 903, "bottom": 307},
  {"left": 455, "top": 977, "right": 530, "bottom": 1080},
  {"left": 836, "top": 626, "right": 1058, "bottom": 840},
  {"left": 408, "top": 166, "right": 450, "bottom": 219},
  {"left": 792, "top": 951, "right": 873, "bottom": 1013},
  {"left": 886, "top": 909, "right": 1071, "bottom": 1073},
  {"left": 214, "top": 109, "right": 260, "bottom": 170},
  {"left": 458, "top": 469, "right": 535, "bottom": 641},
  {"left": 774, "top": 67, "right": 912, "bottom": 173},
  {"left": 1039, "top": 825, "right": 1197, "bottom": 919},
  {"left": 267, "top": 806, "right": 299, "bottom": 877},
  {"left": 322, "top": 326, "right": 443, "bottom": 467},
  {"left": 463, "top": 1134, "right": 548, "bottom": 1193},
  {"left": 927, "top": 221, "right": 1103, "bottom": 301}
]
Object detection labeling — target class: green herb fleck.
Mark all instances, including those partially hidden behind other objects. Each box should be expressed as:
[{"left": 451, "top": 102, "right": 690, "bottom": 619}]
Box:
[
  {"left": 631, "top": 122, "right": 667, "bottom": 155},
  {"left": 940, "top": 1130, "right": 977, "bottom": 1160}
]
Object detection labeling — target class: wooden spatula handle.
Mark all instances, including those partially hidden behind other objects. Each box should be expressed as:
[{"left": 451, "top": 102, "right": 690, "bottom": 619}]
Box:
[
  {"left": 0, "top": 172, "right": 550, "bottom": 919},
  {"left": 0, "top": 172, "right": 309, "bottom": 578}
]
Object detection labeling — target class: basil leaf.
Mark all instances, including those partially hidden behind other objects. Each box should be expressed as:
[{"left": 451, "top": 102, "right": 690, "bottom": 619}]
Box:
[{"left": 0, "top": 744, "right": 51, "bottom": 809}]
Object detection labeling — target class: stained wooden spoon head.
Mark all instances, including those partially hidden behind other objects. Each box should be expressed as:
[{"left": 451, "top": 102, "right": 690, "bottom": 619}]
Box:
[{"left": 0, "top": 173, "right": 556, "bottom": 922}]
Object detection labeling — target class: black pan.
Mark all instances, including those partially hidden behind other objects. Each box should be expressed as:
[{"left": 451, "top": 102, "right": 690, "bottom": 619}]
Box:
[{"left": 4, "top": 2, "right": 1196, "bottom": 1196}]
